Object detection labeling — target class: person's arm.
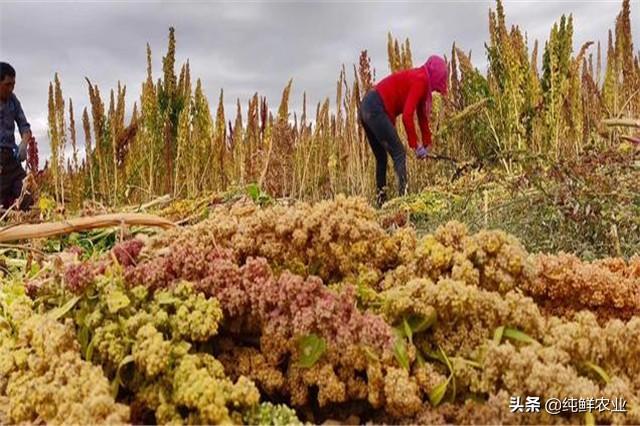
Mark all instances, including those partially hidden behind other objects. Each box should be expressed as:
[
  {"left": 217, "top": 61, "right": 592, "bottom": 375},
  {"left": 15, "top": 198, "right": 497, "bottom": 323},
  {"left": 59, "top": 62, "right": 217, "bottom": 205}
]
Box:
[
  {"left": 401, "top": 81, "right": 426, "bottom": 150},
  {"left": 417, "top": 98, "right": 432, "bottom": 149},
  {"left": 13, "top": 96, "right": 31, "bottom": 161},
  {"left": 14, "top": 96, "right": 32, "bottom": 141}
]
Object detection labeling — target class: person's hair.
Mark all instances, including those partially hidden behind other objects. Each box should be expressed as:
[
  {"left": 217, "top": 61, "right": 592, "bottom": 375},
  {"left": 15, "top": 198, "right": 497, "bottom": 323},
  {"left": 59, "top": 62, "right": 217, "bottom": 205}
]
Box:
[{"left": 0, "top": 62, "right": 16, "bottom": 81}]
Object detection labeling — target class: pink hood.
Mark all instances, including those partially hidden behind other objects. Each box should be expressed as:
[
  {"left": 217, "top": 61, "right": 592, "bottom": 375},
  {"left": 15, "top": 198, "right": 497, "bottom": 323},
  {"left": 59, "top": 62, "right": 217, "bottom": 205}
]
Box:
[
  {"left": 424, "top": 55, "right": 448, "bottom": 95},
  {"left": 423, "top": 55, "right": 448, "bottom": 117}
]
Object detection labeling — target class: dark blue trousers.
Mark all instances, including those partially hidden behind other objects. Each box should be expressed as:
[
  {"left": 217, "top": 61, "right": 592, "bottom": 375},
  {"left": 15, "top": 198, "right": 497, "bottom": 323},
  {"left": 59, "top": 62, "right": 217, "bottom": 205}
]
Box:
[
  {"left": 0, "top": 147, "right": 30, "bottom": 210},
  {"left": 358, "top": 90, "right": 407, "bottom": 205}
]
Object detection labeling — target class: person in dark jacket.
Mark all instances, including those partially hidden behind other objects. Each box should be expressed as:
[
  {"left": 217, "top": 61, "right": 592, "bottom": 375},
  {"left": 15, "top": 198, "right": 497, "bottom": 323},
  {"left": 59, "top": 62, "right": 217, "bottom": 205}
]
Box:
[
  {"left": 359, "top": 55, "right": 448, "bottom": 207},
  {"left": 0, "top": 62, "right": 33, "bottom": 211}
]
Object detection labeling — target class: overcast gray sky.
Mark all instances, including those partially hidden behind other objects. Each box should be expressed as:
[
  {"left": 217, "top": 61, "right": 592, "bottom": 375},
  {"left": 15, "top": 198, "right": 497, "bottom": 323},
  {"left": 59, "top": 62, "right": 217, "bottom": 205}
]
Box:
[{"left": 1, "top": 1, "right": 638, "bottom": 160}]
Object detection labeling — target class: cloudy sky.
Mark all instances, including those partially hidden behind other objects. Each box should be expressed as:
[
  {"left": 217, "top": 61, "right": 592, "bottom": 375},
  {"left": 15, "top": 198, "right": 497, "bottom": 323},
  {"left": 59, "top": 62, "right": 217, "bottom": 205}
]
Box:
[{"left": 1, "top": 0, "right": 638, "bottom": 160}]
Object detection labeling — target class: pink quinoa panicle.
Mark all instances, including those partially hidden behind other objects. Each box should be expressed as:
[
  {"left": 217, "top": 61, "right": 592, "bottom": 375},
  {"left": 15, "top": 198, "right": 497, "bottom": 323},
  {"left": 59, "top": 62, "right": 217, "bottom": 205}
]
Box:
[
  {"left": 24, "top": 279, "right": 43, "bottom": 298},
  {"left": 197, "top": 256, "right": 255, "bottom": 318},
  {"left": 27, "top": 135, "right": 39, "bottom": 173},
  {"left": 123, "top": 238, "right": 235, "bottom": 289},
  {"left": 124, "top": 255, "right": 174, "bottom": 290},
  {"left": 112, "top": 239, "right": 145, "bottom": 267},
  {"left": 126, "top": 240, "right": 394, "bottom": 354},
  {"left": 196, "top": 256, "right": 395, "bottom": 354},
  {"left": 63, "top": 261, "right": 106, "bottom": 293},
  {"left": 169, "top": 241, "right": 234, "bottom": 281}
]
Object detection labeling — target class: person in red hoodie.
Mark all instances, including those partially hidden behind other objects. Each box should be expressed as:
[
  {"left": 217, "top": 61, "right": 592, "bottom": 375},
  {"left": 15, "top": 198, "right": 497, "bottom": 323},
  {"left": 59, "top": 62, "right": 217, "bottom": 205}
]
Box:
[{"left": 359, "top": 55, "right": 448, "bottom": 207}]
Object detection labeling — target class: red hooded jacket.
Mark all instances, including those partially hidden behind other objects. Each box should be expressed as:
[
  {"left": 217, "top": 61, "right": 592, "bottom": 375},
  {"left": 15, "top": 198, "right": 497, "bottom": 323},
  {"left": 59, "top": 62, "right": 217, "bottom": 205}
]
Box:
[
  {"left": 374, "top": 67, "right": 431, "bottom": 150},
  {"left": 374, "top": 56, "right": 448, "bottom": 150}
]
